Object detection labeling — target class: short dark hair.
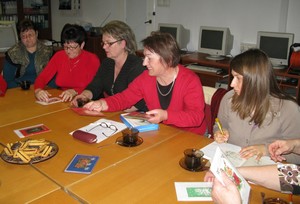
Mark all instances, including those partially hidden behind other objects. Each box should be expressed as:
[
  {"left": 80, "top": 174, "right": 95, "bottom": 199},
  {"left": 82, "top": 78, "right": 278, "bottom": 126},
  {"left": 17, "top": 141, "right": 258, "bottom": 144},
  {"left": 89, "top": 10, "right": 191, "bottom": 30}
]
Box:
[
  {"left": 17, "top": 18, "right": 37, "bottom": 33},
  {"left": 61, "top": 24, "right": 87, "bottom": 45},
  {"left": 141, "top": 31, "right": 180, "bottom": 67}
]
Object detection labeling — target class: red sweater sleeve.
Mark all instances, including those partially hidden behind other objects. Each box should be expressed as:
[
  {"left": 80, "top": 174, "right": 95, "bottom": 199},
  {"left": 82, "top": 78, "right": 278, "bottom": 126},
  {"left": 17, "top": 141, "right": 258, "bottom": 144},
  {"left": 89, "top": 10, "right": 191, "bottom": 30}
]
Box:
[{"left": 0, "top": 75, "right": 7, "bottom": 96}]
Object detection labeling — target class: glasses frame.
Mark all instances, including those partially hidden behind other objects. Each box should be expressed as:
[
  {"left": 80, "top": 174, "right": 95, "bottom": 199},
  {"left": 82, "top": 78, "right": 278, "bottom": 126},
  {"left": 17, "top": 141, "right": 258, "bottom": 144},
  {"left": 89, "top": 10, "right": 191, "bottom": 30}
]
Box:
[
  {"left": 101, "top": 39, "right": 123, "bottom": 47},
  {"left": 86, "top": 122, "right": 118, "bottom": 137},
  {"left": 63, "top": 44, "right": 80, "bottom": 51}
]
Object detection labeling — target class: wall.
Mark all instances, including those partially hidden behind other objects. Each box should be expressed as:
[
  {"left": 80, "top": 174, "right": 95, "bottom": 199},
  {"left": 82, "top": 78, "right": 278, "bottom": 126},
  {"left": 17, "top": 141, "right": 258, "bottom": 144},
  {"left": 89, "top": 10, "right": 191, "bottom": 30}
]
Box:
[{"left": 51, "top": 0, "right": 300, "bottom": 56}]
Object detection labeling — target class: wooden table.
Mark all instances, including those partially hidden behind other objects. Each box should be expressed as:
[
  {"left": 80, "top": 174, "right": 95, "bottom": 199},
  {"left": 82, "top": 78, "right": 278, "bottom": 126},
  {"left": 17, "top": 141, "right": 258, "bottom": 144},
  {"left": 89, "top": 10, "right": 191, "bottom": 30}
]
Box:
[
  {"left": 0, "top": 88, "right": 69, "bottom": 127},
  {"left": 0, "top": 88, "right": 299, "bottom": 203},
  {"left": 0, "top": 161, "right": 60, "bottom": 203},
  {"left": 67, "top": 131, "right": 299, "bottom": 204}
]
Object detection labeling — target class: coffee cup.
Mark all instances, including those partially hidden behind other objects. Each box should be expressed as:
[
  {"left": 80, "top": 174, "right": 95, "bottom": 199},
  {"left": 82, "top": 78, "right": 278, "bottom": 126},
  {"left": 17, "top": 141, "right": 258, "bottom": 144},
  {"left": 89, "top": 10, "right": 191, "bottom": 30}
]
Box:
[
  {"left": 77, "top": 98, "right": 91, "bottom": 107},
  {"left": 184, "top": 149, "right": 204, "bottom": 170},
  {"left": 122, "top": 128, "right": 139, "bottom": 145},
  {"left": 263, "top": 197, "right": 288, "bottom": 204},
  {"left": 20, "top": 80, "right": 31, "bottom": 90}
]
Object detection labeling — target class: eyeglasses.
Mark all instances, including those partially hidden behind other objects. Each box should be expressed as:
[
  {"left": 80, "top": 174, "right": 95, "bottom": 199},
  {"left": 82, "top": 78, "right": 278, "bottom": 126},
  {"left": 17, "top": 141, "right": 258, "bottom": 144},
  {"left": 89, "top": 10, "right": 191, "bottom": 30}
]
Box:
[
  {"left": 20, "top": 33, "right": 36, "bottom": 39},
  {"left": 63, "top": 44, "right": 79, "bottom": 51},
  {"left": 86, "top": 122, "right": 118, "bottom": 137},
  {"left": 101, "top": 39, "right": 123, "bottom": 47}
]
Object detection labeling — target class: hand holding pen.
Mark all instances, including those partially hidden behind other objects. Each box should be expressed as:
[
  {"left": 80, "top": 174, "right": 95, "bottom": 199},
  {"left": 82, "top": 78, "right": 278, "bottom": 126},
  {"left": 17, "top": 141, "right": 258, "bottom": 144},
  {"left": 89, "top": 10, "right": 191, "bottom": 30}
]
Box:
[{"left": 214, "top": 118, "right": 229, "bottom": 143}]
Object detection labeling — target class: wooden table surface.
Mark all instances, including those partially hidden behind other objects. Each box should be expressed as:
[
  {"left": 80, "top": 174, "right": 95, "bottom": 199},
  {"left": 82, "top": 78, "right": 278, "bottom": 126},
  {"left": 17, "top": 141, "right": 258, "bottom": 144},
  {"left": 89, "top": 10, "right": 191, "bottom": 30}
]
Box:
[
  {"left": 1, "top": 88, "right": 298, "bottom": 203},
  {"left": 0, "top": 88, "right": 69, "bottom": 127}
]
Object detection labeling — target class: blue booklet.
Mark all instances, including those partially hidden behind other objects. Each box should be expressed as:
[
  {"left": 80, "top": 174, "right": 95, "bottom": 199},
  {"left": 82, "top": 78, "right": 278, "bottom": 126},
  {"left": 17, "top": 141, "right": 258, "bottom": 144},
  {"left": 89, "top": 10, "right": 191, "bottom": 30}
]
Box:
[
  {"left": 120, "top": 113, "right": 159, "bottom": 132},
  {"left": 64, "top": 154, "right": 99, "bottom": 174}
]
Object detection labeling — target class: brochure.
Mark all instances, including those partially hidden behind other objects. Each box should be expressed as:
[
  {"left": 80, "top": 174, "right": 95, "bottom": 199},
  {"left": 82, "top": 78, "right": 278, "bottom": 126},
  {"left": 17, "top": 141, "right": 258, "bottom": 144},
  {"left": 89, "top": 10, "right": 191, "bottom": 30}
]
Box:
[
  {"left": 14, "top": 124, "right": 50, "bottom": 138},
  {"left": 174, "top": 182, "right": 213, "bottom": 201},
  {"left": 64, "top": 154, "right": 99, "bottom": 174},
  {"left": 201, "top": 141, "right": 276, "bottom": 167},
  {"left": 210, "top": 147, "right": 251, "bottom": 204},
  {"left": 120, "top": 113, "right": 159, "bottom": 132}
]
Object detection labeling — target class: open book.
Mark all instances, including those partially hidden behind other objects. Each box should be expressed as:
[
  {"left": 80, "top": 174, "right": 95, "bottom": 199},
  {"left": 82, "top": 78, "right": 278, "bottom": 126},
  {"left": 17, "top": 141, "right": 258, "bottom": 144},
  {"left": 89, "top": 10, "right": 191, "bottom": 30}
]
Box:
[
  {"left": 210, "top": 147, "right": 251, "bottom": 204},
  {"left": 201, "top": 141, "right": 276, "bottom": 167}
]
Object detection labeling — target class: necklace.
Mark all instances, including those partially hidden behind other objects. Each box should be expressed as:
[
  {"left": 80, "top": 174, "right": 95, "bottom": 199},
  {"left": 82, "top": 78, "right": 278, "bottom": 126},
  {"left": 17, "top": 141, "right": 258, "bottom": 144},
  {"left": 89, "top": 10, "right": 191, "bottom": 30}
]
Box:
[{"left": 156, "top": 74, "right": 176, "bottom": 96}]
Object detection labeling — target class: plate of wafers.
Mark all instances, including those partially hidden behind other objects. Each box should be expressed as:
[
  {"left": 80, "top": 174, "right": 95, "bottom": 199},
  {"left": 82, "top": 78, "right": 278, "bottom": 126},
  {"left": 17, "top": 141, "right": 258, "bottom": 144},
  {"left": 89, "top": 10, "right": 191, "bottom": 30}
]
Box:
[{"left": 0, "top": 139, "right": 58, "bottom": 164}]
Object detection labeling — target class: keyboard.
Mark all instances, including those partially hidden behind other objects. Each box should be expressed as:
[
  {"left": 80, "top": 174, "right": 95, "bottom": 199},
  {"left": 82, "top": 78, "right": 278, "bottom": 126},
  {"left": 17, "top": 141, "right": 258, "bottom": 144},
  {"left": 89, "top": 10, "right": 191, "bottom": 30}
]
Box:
[{"left": 186, "top": 64, "right": 223, "bottom": 74}]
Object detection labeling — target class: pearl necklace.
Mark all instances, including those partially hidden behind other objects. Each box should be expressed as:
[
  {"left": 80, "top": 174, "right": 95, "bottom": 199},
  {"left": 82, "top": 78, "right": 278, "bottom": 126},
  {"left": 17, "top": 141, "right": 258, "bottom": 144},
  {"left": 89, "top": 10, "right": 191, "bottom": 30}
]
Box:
[{"left": 156, "top": 74, "right": 176, "bottom": 97}]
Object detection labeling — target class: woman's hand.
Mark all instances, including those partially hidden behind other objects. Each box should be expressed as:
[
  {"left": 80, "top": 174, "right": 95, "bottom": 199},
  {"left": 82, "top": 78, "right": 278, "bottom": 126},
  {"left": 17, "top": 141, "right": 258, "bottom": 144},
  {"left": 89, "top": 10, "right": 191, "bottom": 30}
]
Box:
[
  {"left": 59, "top": 89, "right": 77, "bottom": 102},
  {"left": 240, "top": 144, "right": 266, "bottom": 160},
  {"left": 204, "top": 170, "right": 215, "bottom": 182},
  {"left": 211, "top": 171, "right": 241, "bottom": 204},
  {"left": 214, "top": 129, "right": 229, "bottom": 143},
  {"left": 146, "top": 109, "right": 166, "bottom": 124},
  {"left": 35, "top": 89, "right": 51, "bottom": 102},
  {"left": 84, "top": 99, "right": 108, "bottom": 112},
  {"left": 71, "top": 94, "right": 90, "bottom": 107}
]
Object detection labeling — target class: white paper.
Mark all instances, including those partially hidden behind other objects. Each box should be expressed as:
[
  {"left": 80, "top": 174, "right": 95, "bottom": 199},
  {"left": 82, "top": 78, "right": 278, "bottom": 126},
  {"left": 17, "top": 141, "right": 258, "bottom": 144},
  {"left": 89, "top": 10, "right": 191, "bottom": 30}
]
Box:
[
  {"left": 70, "top": 118, "right": 127, "bottom": 143},
  {"left": 210, "top": 147, "right": 251, "bottom": 204},
  {"left": 35, "top": 97, "right": 62, "bottom": 105},
  {"left": 201, "top": 141, "right": 275, "bottom": 167},
  {"left": 174, "top": 182, "right": 213, "bottom": 201}
]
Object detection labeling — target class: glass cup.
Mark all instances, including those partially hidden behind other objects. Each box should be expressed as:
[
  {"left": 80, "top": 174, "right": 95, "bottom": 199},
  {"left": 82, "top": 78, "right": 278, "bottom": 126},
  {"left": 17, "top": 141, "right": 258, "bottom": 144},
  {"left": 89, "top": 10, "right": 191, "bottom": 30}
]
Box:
[
  {"left": 263, "top": 197, "right": 288, "bottom": 204},
  {"left": 122, "top": 128, "right": 139, "bottom": 145},
  {"left": 20, "top": 80, "right": 31, "bottom": 90},
  {"left": 184, "top": 149, "right": 204, "bottom": 170},
  {"left": 77, "top": 98, "right": 91, "bottom": 107}
]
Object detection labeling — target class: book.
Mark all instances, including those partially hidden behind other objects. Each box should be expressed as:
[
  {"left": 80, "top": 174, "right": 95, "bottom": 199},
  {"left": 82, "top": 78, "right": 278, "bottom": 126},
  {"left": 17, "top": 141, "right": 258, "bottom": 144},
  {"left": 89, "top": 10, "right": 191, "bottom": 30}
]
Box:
[
  {"left": 64, "top": 154, "right": 99, "bottom": 174},
  {"left": 120, "top": 113, "right": 159, "bottom": 132},
  {"left": 14, "top": 124, "right": 50, "bottom": 138},
  {"left": 200, "top": 141, "right": 276, "bottom": 167},
  {"left": 210, "top": 147, "right": 251, "bottom": 204}
]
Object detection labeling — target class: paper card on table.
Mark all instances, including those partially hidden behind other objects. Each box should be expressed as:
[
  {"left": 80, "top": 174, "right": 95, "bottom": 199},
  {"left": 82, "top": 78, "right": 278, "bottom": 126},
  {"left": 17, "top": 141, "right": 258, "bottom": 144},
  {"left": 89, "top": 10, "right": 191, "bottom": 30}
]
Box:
[
  {"left": 14, "top": 124, "right": 50, "bottom": 138},
  {"left": 64, "top": 154, "right": 99, "bottom": 174},
  {"left": 71, "top": 107, "right": 104, "bottom": 117},
  {"left": 70, "top": 118, "right": 127, "bottom": 143},
  {"left": 201, "top": 141, "right": 275, "bottom": 167},
  {"left": 174, "top": 182, "right": 212, "bottom": 201},
  {"left": 36, "top": 97, "right": 62, "bottom": 105},
  {"left": 210, "top": 147, "right": 251, "bottom": 204}
]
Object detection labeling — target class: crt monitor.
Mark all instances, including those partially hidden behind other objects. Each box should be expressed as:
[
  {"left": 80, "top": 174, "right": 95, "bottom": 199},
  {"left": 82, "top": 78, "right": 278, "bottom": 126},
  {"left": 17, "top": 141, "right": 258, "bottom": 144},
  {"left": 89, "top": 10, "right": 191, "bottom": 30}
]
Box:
[
  {"left": 158, "top": 23, "right": 188, "bottom": 50},
  {"left": 0, "top": 20, "right": 18, "bottom": 52},
  {"left": 257, "top": 31, "right": 294, "bottom": 69},
  {"left": 198, "top": 26, "right": 233, "bottom": 61}
]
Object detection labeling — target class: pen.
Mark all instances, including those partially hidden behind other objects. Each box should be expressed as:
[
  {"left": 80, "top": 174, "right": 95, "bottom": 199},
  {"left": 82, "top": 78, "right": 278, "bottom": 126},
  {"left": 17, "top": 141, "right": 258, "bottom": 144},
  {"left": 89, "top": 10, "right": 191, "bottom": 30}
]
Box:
[{"left": 215, "top": 118, "right": 224, "bottom": 135}]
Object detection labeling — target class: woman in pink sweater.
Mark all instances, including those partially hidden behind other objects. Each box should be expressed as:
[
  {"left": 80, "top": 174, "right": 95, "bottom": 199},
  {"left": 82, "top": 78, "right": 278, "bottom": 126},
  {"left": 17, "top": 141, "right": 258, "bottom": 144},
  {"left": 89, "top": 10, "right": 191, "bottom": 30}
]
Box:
[{"left": 84, "top": 32, "right": 206, "bottom": 134}]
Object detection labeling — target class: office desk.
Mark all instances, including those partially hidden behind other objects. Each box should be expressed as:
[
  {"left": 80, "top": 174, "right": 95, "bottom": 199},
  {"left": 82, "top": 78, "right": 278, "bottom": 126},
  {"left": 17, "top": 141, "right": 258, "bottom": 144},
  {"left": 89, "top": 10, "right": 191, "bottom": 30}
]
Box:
[
  {"left": 29, "top": 189, "right": 78, "bottom": 204},
  {"left": 0, "top": 88, "right": 69, "bottom": 127},
  {"left": 0, "top": 160, "right": 60, "bottom": 203},
  {"left": 1, "top": 88, "right": 298, "bottom": 204},
  {"left": 67, "top": 131, "right": 299, "bottom": 204},
  {"left": 0, "top": 107, "right": 183, "bottom": 189}
]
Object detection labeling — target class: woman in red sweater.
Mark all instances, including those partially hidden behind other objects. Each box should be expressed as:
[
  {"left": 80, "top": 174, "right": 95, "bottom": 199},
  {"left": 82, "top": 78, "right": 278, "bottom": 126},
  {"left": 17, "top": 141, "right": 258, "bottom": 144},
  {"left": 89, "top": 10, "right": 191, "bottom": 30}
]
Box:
[
  {"left": 84, "top": 32, "right": 206, "bottom": 135},
  {"left": 0, "top": 75, "right": 7, "bottom": 96},
  {"left": 34, "top": 24, "right": 100, "bottom": 102}
]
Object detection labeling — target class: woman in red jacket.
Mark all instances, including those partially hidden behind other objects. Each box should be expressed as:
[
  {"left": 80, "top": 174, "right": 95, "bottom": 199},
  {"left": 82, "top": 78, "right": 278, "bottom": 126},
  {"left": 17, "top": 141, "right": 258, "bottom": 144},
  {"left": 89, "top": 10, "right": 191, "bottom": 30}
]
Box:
[
  {"left": 84, "top": 32, "right": 206, "bottom": 135},
  {"left": 34, "top": 24, "right": 100, "bottom": 102}
]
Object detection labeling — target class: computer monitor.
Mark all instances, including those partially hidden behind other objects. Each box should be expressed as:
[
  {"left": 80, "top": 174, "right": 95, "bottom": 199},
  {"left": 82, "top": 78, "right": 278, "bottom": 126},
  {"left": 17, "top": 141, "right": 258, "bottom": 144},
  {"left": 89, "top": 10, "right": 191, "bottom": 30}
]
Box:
[
  {"left": 198, "top": 26, "right": 233, "bottom": 61},
  {"left": 158, "top": 23, "right": 188, "bottom": 50},
  {"left": 257, "top": 31, "right": 294, "bottom": 69},
  {"left": 0, "top": 20, "right": 19, "bottom": 52}
]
